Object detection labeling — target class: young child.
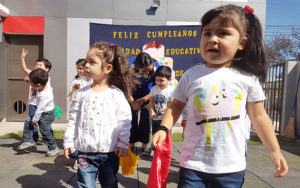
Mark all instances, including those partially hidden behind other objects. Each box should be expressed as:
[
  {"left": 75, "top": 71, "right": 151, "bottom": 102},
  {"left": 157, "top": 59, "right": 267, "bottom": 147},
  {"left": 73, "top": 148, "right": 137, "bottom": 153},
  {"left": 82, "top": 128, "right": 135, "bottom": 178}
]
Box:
[
  {"left": 143, "top": 65, "right": 173, "bottom": 156},
  {"left": 63, "top": 42, "right": 134, "bottom": 188},
  {"left": 25, "top": 69, "right": 59, "bottom": 157},
  {"left": 18, "top": 48, "right": 53, "bottom": 150},
  {"left": 67, "top": 58, "right": 93, "bottom": 101},
  {"left": 152, "top": 4, "right": 288, "bottom": 187},
  {"left": 129, "top": 52, "right": 156, "bottom": 151}
]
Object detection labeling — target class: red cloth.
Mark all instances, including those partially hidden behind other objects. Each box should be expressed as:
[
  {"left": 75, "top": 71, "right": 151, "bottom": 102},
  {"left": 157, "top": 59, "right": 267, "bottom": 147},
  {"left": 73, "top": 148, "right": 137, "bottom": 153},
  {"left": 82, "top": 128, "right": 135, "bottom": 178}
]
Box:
[{"left": 147, "top": 132, "right": 172, "bottom": 188}]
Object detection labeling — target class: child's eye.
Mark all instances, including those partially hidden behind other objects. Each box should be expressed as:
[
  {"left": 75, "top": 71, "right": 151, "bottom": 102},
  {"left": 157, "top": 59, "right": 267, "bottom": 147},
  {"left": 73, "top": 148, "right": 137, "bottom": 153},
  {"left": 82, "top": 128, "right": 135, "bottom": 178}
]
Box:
[
  {"left": 219, "top": 31, "right": 229, "bottom": 36},
  {"left": 203, "top": 31, "right": 211, "bottom": 37}
]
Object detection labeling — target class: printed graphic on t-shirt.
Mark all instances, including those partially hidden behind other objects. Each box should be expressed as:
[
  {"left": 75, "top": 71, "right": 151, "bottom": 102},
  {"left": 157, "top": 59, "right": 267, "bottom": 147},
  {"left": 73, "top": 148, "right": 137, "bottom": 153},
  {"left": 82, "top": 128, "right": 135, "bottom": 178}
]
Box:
[
  {"left": 154, "top": 94, "right": 168, "bottom": 116},
  {"left": 192, "top": 81, "right": 243, "bottom": 149}
]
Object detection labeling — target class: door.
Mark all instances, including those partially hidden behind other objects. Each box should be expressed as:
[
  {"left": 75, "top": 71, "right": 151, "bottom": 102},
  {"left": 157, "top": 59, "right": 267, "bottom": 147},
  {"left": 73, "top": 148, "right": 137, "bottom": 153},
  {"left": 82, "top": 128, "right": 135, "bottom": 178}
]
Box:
[{"left": 5, "top": 34, "right": 43, "bottom": 121}]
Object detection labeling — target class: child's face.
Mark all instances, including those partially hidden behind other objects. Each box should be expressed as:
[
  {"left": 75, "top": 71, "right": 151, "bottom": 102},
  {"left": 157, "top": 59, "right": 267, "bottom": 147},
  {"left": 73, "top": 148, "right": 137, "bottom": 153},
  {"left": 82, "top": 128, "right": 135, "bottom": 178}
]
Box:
[
  {"left": 85, "top": 48, "right": 111, "bottom": 81},
  {"left": 35, "top": 62, "right": 49, "bottom": 72},
  {"left": 76, "top": 64, "right": 85, "bottom": 77},
  {"left": 200, "top": 18, "right": 247, "bottom": 68},
  {"left": 155, "top": 76, "right": 170, "bottom": 89},
  {"left": 138, "top": 65, "right": 153, "bottom": 75}
]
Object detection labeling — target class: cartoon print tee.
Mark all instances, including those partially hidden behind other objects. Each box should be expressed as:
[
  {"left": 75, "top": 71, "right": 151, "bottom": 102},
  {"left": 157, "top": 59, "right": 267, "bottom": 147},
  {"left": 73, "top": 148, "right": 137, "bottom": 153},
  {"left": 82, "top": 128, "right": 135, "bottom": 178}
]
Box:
[
  {"left": 150, "top": 85, "right": 174, "bottom": 120},
  {"left": 173, "top": 64, "right": 265, "bottom": 173}
]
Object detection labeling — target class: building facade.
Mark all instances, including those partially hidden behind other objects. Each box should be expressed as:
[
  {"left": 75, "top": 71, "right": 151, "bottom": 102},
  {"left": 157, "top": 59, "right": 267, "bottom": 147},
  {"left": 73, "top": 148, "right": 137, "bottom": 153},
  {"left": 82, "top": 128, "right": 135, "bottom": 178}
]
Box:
[{"left": 0, "top": 0, "right": 266, "bottom": 122}]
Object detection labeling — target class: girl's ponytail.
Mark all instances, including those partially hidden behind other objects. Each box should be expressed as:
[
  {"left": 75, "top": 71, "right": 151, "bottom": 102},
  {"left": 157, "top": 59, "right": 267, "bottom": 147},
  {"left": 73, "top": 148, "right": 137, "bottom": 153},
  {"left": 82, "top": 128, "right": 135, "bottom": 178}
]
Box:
[{"left": 233, "top": 6, "right": 268, "bottom": 83}]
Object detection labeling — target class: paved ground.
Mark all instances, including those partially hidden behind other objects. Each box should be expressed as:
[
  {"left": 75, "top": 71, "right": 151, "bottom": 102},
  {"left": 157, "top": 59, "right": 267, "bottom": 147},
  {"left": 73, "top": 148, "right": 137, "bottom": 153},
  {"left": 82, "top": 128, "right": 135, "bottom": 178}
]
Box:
[{"left": 0, "top": 122, "right": 299, "bottom": 188}]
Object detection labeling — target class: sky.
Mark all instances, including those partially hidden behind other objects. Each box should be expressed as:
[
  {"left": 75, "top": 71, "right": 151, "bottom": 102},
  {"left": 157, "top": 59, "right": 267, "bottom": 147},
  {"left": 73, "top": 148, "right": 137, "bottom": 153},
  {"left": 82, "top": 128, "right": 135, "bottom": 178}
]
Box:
[{"left": 265, "top": 0, "right": 300, "bottom": 39}]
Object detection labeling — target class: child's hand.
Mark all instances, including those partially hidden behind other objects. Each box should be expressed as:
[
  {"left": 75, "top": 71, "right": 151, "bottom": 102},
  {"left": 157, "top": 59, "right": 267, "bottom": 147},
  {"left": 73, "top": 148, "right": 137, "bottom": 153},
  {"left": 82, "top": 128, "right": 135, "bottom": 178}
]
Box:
[
  {"left": 64, "top": 147, "right": 75, "bottom": 159},
  {"left": 150, "top": 113, "right": 157, "bottom": 120},
  {"left": 152, "top": 130, "right": 167, "bottom": 149},
  {"left": 24, "top": 76, "right": 30, "bottom": 83},
  {"left": 131, "top": 101, "right": 141, "bottom": 111},
  {"left": 270, "top": 151, "right": 288, "bottom": 177},
  {"left": 73, "top": 83, "right": 81, "bottom": 90},
  {"left": 31, "top": 121, "right": 38, "bottom": 126},
  {"left": 21, "top": 48, "right": 28, "bottom": 59},
  {"left": 115, "top": 146, "right": 128, "bottom": 157}
]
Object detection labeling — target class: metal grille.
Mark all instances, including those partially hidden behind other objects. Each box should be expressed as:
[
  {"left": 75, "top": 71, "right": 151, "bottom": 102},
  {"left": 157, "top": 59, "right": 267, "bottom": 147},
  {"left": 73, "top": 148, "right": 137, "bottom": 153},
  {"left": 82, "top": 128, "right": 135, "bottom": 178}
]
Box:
[{"left": 262, "top": 63, "right": 285, "bottom": 133}]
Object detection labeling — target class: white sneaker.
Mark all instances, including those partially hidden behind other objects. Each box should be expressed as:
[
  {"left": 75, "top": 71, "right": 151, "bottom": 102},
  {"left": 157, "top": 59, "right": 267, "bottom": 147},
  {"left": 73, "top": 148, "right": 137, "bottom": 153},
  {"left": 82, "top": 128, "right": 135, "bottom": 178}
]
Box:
[
  {"left": 18, "top": 142, "right": 36, "bottom": 150},
  {"left": 142, "top": 146, "right": 152, "bottom": 156},
  {"left": 46, "top": 147, "right": 60, "bottom": 157}
]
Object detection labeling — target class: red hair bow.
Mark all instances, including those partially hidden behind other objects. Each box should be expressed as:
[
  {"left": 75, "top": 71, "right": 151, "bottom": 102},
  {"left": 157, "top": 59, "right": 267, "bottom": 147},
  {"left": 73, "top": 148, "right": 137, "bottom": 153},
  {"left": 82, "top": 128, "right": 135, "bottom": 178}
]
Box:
[
  {"left": 144, "top": 41, "right": 162, "bottom": 50},
  {"left": 244, "top": 5, "right": 254, "bottom": 14}
]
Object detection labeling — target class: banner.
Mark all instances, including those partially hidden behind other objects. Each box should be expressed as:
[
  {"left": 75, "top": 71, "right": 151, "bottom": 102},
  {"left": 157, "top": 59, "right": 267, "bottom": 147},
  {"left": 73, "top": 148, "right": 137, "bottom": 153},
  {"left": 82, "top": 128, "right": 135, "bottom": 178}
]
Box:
[{"left": 90, "top": 23, "right": 203, "bottom": 79}]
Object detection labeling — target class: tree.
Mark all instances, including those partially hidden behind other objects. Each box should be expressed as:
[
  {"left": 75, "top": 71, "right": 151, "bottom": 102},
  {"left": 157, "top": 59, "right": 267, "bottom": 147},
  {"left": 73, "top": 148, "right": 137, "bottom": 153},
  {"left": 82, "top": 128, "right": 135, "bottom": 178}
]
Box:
[{"left": 265, "top": 29, "right": 300, "bottom": 65}]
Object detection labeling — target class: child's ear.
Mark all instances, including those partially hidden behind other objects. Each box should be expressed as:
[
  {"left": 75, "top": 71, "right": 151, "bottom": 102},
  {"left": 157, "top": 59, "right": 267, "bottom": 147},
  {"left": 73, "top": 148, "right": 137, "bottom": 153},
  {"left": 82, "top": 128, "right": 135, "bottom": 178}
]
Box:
[
  {"left": 168, "top": 77, "right": 172, "bottom": 81},
  {"left": 238, "top": 36, "right": 248, "bottom": 50},
  {"left": 105, "top": 64, "right": 113, "bottom": 74}
]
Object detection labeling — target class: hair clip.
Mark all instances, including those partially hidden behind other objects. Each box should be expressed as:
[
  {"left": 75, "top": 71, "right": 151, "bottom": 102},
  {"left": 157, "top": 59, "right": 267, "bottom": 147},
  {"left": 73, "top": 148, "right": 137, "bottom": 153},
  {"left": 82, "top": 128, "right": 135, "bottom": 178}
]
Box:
[
  {"left": 109, "top": 43, "right": 116, "bottom": 47},
  {"left": 244, "top": 5, "right": 254, "bottom": 15}
]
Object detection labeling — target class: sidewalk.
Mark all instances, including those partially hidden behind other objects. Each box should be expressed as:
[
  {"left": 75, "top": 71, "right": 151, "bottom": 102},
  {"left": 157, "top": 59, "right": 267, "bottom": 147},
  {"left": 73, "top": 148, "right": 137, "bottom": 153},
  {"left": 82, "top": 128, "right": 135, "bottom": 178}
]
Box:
[{"left": 0, "top": 122, "right": 299, "bottom": 187}]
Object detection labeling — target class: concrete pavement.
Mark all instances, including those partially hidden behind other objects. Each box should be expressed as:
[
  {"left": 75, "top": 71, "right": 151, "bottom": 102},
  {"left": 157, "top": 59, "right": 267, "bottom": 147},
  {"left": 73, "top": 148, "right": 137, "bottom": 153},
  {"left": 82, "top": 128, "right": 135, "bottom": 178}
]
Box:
[{"left": 0, "top": 122, "right": 300, "bottom": 187}]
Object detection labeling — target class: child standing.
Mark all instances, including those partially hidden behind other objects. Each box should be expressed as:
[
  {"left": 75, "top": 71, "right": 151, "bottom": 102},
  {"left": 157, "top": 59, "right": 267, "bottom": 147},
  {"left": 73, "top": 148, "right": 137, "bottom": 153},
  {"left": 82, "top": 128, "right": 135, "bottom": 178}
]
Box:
[
  {"left": 18, "top": 48, "right": 53, "bottom": 150},
  {"left": 67, "top": 58, "right": 93, "bottom": 101},
  {"left": 152, "top": 4, "right": 288, "bottom": 187},
  {"left": 26, "top": 69, "right": 59, "bottom": 156},
  {"left": 129, "top": 52, "right": 156, "bottom": 151},
  {"left": 143, "top": 65, "right": 173, "bottom": 156},
  {"left": 63, "top": 42, "right": 134, "bottom": 188}
]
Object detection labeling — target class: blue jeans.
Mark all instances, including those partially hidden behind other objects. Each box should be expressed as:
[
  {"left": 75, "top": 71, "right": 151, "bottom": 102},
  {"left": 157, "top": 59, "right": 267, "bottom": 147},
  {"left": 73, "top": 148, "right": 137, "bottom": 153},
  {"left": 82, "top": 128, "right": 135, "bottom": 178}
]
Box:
[
  {"left": 151, "top": 120, "right": 161, "bottom": 135},
  {"left": 23, "top": 110, "right": 57, "bottom": 150},
  {"left": 178, "top": 167, "right": 245, "bottom": 188},
  {"left": 77, "top": 151, "right": 119, "bottom": 188},
  {"left": 29, "top": 105, "right": 39, "bottom": 142}
]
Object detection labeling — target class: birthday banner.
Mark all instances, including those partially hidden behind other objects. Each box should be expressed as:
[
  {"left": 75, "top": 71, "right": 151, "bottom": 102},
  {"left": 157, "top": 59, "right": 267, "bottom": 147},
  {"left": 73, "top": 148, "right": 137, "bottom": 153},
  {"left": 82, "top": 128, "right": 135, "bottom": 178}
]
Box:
[{"left": 90, "top": 23, "right": 203, "bottom": 79}]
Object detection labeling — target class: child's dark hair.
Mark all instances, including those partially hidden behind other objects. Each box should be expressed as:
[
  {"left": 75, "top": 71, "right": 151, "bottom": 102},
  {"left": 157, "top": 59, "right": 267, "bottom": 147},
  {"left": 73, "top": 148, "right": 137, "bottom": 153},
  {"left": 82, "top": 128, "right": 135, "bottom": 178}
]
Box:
[
  {"left": 134, "top": 52, "right": 155, "bottom": 76},
  {"left": 29, "top": 68, "right": 49, "bottom": 86},
  {"left": 201, "top": 4, "right": 267, "bottom": 82},
  {"left": 75, "top": 58, "right": 87, "bottom": 79},
  {"left": 155, "top": 65, "right": 172, "bottom": 79},
  {"left": 90, "top": 42, "right": 134, "bottom": 99},
  {"left": 36, "top": 58, "right": 52, "bottom": 72}
]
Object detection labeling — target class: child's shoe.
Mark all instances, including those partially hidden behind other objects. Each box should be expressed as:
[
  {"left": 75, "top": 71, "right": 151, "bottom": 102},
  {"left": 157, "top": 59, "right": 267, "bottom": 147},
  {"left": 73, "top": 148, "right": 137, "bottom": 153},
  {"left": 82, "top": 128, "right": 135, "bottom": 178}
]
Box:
[
  {"left": 18, "top": 142, "right": 36, "bottom": 150},
  {"left": 142, "top": 146, "right": 152, "bottom": 156},
  {"left": 46, "top": 147, "right": 60, "bottom": 157}
]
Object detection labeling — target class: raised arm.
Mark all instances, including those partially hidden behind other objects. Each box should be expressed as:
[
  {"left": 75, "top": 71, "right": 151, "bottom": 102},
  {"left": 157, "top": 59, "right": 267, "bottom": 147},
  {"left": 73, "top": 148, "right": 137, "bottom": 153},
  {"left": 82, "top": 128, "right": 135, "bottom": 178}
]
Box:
[
  {"left": 20, "top": 48, "right": 31, "bottom": 75},
  {"left": 247, "top": 101, "right": 288, "bottom": 177}
]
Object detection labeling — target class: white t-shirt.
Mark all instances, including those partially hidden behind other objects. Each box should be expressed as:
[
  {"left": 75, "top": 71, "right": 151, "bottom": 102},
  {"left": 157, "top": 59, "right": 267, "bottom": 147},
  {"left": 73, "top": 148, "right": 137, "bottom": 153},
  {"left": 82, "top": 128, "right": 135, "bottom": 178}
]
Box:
[
  {"left": 64, "top": 85, "right": 132, "bottom": 153},
  {"left": 32, "top": 86, "right": 54, "bottom": 122},
  {"left": 28, "top": 77, "right": 52, "bottom": 105},
  {"left": 150, "top": 85, "right": 174, "bottom": 120},
  {"left": 173, "top": 64, "right": 265, "bottom": 174}
]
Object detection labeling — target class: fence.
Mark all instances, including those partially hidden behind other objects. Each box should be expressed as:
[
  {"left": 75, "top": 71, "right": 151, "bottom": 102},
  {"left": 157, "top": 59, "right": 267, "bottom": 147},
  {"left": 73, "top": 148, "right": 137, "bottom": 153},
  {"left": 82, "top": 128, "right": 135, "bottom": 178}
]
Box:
[{"left": 262, "top": 63, "right": 285, "bottom": 133}]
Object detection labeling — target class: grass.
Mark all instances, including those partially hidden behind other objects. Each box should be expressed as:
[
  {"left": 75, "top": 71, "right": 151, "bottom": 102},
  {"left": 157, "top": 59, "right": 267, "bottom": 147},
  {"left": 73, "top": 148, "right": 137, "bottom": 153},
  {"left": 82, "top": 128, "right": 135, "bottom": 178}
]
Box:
[{"left": 1, "top": 131, "right": 299, "bottom": 146}]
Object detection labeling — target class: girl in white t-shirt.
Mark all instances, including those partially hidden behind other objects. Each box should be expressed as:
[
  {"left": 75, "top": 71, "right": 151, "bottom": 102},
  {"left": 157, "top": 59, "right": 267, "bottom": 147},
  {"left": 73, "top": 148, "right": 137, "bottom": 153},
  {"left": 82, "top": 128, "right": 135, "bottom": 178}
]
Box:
[
  {"left": 152, "top": 4, "right": 288, "bottom": 187},
  {"left": 67, "top": 59, "right": 92, "bottom": 101},
  {"left": 64, "top": 42, "right": 134, "bottom": 188}
]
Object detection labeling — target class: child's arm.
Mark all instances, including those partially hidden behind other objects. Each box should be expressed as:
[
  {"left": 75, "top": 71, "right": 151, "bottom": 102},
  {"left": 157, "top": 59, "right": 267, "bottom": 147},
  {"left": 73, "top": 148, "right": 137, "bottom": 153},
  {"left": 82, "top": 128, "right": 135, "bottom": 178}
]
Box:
[
  {"left": 149, "top": 96, "right": 156, "bottom": 120},
  {"left": 247, "top": 101, "right": 288, "bottom": 177},
  {"left": 20, "top": 48, "right": 31, "bottom": 75},
  {"left": 152, "top": 98, "right": 185, "bottom": 148},
  {"left": 64, "top": 91, "right": 81, "bottom": 159}
]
